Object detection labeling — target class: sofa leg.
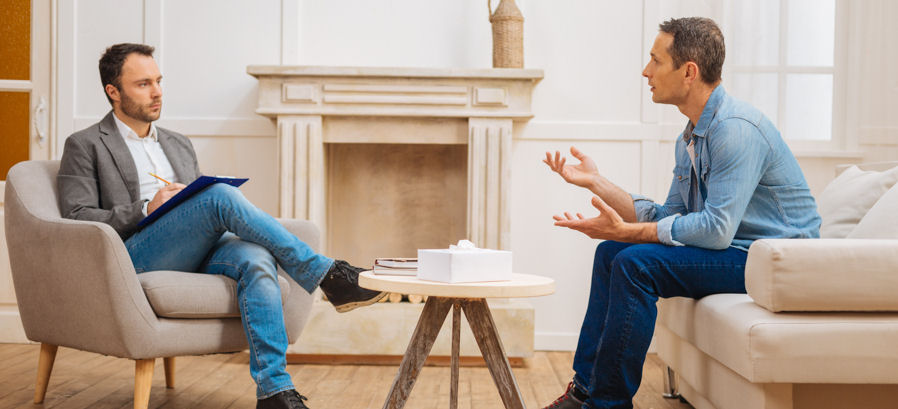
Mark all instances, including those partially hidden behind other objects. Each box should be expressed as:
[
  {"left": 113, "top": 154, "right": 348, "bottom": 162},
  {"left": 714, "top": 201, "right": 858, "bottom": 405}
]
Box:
[
  {"left": 34, "top": 343, "right": 58, "bottom": 403},
  {"left": 662, "top": 365, "right": 681, "bottom": 399}
]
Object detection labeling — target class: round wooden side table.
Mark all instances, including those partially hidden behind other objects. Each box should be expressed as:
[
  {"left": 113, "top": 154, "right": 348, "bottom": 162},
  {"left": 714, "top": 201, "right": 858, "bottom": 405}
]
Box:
[{"left": 359, "top": 272, "right": 555, "bottom": 409}]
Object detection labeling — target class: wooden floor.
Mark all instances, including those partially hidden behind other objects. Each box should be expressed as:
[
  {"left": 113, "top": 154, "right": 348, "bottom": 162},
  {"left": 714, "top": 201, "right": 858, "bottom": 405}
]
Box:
[{"left": 0, "top": 343, "right": 693, "bottom": 409}]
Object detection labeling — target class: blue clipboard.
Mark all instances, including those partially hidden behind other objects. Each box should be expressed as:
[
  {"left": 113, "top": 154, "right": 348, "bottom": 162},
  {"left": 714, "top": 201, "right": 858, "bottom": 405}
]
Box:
[{"left": 137, "top": 176, "right": 248, "bottom": 228}]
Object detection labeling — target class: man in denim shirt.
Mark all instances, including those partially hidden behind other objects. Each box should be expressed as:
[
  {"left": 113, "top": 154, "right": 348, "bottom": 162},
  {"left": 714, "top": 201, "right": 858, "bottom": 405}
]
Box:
[{"left": 540, "top": 17, "right": 821, "bottom": 409}]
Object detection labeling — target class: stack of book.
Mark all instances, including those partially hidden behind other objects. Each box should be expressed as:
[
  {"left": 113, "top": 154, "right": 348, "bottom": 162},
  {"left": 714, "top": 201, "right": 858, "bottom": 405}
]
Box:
[{"left": 372, "top": 258, "right": 418, "bottom": 276}]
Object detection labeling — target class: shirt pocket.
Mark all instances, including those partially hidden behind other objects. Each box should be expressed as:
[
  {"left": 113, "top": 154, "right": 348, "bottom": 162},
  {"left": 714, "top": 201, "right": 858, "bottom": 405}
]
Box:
[{"left": 674, "top": 165, "right": 692, "bottom": 206}]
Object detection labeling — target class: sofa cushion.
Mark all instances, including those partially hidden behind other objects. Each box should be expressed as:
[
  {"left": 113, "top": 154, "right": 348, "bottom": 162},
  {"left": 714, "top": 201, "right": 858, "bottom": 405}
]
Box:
[
  {"left": 658, "top": 294, "right": 898, "bottom": 383},
  {"left": 817, "top": 165, "right": 898, "bottom": 238},
  {"left": 138, "top": 270, "right": 291, "bottom": 318},
  {"left": 848, "top": 183, "right": 898, "bottom": 239}
]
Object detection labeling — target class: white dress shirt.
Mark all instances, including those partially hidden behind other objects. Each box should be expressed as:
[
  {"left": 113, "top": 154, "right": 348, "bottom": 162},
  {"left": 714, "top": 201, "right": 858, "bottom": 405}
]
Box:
[{"left": 112, "top": 113, "right": 178, "bottom": 215}]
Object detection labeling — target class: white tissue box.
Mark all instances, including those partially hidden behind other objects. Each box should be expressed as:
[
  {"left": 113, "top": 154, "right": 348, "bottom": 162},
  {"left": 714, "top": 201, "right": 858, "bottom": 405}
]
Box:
[{"left": 416, "top": 248, "right": 512, "bottom": 283}]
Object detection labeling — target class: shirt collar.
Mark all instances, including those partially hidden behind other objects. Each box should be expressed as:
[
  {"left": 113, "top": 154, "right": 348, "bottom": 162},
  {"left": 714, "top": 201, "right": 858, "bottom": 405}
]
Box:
[
  {"left": 112, "top": 111, "right": 158, "bottom": 142},
  {"left": 689, "top": 84, "right": 726, "bottom": 140}
]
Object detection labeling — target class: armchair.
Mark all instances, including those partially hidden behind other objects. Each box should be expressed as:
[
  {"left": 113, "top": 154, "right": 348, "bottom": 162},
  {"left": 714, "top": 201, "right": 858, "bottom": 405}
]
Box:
[{"left": 4, "top": 160, "right": 317, "bottom": 409}]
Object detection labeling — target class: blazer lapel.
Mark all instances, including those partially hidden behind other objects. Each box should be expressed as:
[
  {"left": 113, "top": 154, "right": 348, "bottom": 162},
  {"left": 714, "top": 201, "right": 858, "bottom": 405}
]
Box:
[
  {"left": 98, "top": 112, "right": 141, "bottom": 201},
  {"left": 158, "top": 129, "right": 195, "bottom": 183}
]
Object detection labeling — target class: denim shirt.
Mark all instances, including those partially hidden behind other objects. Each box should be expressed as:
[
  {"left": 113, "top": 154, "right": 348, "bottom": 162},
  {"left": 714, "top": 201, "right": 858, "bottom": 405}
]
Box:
[{"left": 632, "top": 86, "right": 821, "bottom": 251}]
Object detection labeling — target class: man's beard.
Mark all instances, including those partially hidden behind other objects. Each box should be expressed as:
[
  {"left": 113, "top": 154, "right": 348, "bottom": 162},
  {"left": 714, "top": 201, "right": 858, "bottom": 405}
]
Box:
[{"left": 120, "top": 89, "right": 161, "bottom": 123}]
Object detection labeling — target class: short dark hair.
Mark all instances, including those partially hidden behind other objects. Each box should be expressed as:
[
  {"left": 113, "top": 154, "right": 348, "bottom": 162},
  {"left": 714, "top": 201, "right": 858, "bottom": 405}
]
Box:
[
  {"left": 98, "top": 43, "right": 155, "bottom": 105},
  {"left": 658, "top": 17, "right": 725, "bottom": 85}
]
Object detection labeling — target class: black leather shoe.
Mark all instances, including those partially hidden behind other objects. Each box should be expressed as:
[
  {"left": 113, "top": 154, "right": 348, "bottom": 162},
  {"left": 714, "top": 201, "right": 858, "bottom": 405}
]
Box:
[
  {"left": 257, "top": 389, "right": 310, "bottom": 409},
  {"left": 542, "top": 381, "right": 586, "bottom": 409},
  {"left": 319, "top": 259, "right": 387, "bottom": 313}
]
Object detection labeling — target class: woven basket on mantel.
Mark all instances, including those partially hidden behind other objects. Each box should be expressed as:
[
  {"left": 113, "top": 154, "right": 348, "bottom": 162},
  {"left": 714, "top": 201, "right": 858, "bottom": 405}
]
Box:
[{"left": 489, "top": 0, "right": 524, "bottom": 68}]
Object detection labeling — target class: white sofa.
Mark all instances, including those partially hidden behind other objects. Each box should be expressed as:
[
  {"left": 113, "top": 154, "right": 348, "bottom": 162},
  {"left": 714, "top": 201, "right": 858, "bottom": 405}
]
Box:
[{"left": 654, "top": 161, "right": 898, "bottom": 409}]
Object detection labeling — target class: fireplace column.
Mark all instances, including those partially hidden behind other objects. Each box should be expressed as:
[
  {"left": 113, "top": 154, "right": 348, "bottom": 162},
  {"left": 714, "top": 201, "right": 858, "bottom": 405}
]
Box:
[
  {"left": 277, "top": 115, "right": 326, "bottom": 245},
  {"left": 467, "top": 117, "right": 513, "bottom": 250}
]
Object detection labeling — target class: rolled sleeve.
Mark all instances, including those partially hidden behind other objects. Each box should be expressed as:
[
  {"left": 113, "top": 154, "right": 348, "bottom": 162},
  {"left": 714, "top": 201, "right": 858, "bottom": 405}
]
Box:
[
  {"left": 631, "top": 194, "right": 658, "bottom": 223},
  {"left": 657, "top": 214, "right": 685, "bottom": 246}
]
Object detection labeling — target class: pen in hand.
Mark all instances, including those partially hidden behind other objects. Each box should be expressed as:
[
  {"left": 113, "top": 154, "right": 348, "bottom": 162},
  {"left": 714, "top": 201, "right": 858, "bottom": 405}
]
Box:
[{"left": 148, "top": 172, "right": 172, "bottom": 185}]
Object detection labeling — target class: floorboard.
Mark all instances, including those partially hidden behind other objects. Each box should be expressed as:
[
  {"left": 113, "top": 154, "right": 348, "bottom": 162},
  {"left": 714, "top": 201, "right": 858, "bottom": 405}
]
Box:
[{"left": 0, "top": 343, "right": 693, "bottom": 409}]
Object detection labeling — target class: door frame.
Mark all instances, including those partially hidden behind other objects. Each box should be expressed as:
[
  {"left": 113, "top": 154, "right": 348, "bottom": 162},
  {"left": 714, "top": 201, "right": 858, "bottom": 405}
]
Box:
[{"left": 0, "top": 0, "right": 54, "bottom": 343}]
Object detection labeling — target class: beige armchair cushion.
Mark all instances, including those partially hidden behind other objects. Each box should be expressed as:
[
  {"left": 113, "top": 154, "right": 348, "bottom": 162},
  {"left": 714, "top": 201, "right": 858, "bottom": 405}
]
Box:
[
  {"left": 848, "top": 183, "right": 898, "bottom": 239},
  {"left": 817, "top": 164, "right": 898, "bottom": 238},
  {"left": 138, "top": 271, "right": 291, "bottom": 318},
  {"left": 746, "top": 238, "right": 898, "bottom": 312}
]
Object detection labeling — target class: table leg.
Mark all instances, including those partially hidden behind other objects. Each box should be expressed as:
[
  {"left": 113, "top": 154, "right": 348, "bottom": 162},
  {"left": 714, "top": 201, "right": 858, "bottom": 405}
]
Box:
[
  {"left": 382, "top": 296, "right": 454, "bottom": 409},
  {"left": 462, "top": 298, "right": 526, "bottom": 409},
  {"left": 450, "top": 302, "right": 461, "bottom": 409}
]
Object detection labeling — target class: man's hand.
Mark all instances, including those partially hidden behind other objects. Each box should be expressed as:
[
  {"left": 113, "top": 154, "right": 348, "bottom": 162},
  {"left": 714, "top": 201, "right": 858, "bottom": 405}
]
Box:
[
  {"left": 147, "top": 183, "right": 186, "bottom": 215},
  {"left": 553, "top": 196, "right": 624, "bottom": 239},
  {"left": 544, "top": 146, "right": 600, "bottom": 189},
  {"left": 554, "top": 196, "right": 659, "bottom": 243}
]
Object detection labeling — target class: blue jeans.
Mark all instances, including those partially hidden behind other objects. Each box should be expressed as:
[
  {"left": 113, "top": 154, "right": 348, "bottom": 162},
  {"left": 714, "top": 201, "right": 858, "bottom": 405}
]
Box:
[
  {"left": 125, "top": 184, "right": 334, "bottom": 399},
  {"left": 571, "top": 241, "right": 747, "bottom": 409}
]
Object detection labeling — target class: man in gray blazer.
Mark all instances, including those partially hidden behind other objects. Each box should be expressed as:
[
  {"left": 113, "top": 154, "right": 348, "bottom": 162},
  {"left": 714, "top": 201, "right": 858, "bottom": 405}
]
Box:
[{"left": 57, "top": 43, "right": 383, "bottom": 409}]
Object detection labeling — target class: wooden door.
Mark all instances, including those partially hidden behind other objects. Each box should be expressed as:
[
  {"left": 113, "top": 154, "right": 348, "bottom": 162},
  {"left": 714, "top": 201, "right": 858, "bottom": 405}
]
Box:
[{"left": 0, "top": 0, "right": 51, "bottom": 179}]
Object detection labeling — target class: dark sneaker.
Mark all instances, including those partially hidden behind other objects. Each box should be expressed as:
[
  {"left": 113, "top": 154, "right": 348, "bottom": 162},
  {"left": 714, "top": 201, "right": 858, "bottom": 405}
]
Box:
[
  {"left": 257, "top": 389, "right": 310, "bottom": 409},
  {"left": 542, "top": 381, "right": 586, "bottom": 409},
  {"left": 319, "top": 259, "right": 387, "bottom": 313}
]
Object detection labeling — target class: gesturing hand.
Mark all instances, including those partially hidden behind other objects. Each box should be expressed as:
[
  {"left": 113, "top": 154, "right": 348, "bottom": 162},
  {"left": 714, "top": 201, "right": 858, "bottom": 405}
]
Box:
[
  {"left": 543, "top": 146, "right": 600, "bottom": 189},
  {"left": 147, "top": 183, "right": 186, "bottom": 215},
  {"left": 553, "top": 196, "right": 625, "bottom": 240}
]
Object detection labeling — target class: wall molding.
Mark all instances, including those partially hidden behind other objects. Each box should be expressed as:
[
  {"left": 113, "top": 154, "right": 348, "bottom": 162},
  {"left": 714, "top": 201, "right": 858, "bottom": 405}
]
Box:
[
  {"left": 641, "top": 0, "right": 661, "bottom": 124},
  {"left": 518, "top": 121, "right": 681, "bottom": 142},
  {"left": 72, "top": 116, "right": 276, "bottom": 137},
  {"left": 281, "top": 0, "right": 301, "bottom": 65}
]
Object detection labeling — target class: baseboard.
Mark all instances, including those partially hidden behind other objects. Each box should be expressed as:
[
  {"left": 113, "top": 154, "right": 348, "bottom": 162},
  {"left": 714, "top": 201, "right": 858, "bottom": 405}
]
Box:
[{"left": 0, "top": 305, "right": 30, "bottom": 343}]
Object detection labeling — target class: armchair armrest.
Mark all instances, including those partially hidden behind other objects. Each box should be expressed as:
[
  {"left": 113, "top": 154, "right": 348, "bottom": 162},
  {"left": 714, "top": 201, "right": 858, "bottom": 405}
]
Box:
[
  {"left": 746, "top": 238, "right": 898, "bottom": 312},
  {"left": 8, "top": 215, "right": 160, "bottom": 356}
]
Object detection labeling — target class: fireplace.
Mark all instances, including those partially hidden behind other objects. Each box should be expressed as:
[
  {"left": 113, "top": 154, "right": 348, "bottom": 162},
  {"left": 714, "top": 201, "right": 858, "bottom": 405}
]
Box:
[{"left": 248, "top": 66, "right": 542, "bottom": 360}]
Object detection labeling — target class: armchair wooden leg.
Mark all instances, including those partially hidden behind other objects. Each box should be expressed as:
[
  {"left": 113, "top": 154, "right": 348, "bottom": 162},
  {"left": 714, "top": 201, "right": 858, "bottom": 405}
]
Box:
[
  {"left": 163, "top": 357, "right": 175, "bottom": 389},
  {"left": 134, "top": 358, "right": 155, "bottom": 409},
  {"left": 34, "top": 343, "right": 58, "bottom": 403}
]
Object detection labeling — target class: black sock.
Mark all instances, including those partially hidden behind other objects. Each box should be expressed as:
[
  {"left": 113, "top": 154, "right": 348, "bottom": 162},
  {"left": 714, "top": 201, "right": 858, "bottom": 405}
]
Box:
[{"left": 570, "top": 385, "right": 588, "bottom": 401}]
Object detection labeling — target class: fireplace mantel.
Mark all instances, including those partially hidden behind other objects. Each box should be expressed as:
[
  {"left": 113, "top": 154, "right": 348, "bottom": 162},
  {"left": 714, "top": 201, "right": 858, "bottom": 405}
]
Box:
[{"left": 247, "top": 65, "right": 543, "bottom": 251}]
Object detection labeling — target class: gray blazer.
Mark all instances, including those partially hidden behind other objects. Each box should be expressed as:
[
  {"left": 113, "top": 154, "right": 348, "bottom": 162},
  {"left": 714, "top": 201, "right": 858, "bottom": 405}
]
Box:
[{"left": 57, "top": 111, "right": 201, "bottom": 239}]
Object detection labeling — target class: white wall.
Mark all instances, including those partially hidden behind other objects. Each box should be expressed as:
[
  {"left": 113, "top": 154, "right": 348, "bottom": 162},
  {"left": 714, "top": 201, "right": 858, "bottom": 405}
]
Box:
[{"left": 1, "top": 0, "right": 896, "bottom": 348}]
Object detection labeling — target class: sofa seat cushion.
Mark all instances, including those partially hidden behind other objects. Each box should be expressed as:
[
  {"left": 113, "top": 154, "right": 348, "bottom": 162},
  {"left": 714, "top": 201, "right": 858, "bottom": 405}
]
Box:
[
  {"left": 658, "top": 294, "right": 898, "bottom": 384},
  {"left": 138, "top": 270, "right": 291, "bottom": 318}
]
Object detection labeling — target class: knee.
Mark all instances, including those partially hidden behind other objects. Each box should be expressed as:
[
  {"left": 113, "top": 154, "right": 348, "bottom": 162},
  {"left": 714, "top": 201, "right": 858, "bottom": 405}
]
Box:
[
  {"left": 609, "top": 246, "right": 655, "bottom": 292},
  {"left": 592, "top": 240, "right": 622, "bottom": 276},
  {"left": 203, "top": 183, "right": 244, "bottom": 202}
]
